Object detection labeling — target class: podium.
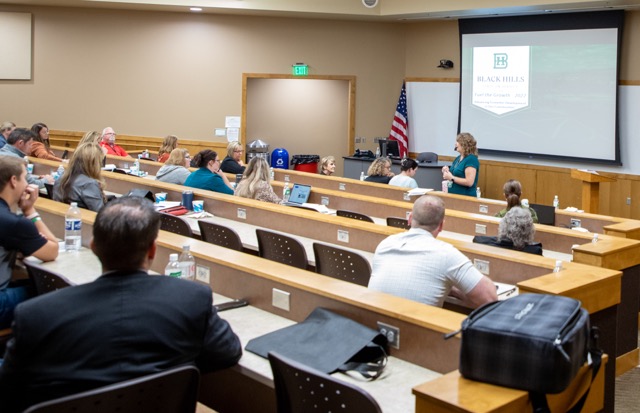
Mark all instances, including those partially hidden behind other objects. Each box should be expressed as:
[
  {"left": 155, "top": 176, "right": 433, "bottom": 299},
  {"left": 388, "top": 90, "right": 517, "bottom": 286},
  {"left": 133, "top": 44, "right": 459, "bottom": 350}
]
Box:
[{"left": 571, "top": 169, "right": 615, "bottom": 214}]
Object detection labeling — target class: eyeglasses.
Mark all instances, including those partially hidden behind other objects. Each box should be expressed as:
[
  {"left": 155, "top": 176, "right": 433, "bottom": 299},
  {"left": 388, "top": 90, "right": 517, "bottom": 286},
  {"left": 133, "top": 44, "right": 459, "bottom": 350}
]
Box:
[
  {"left": 104, "top": 132, "right": 116, "bottom": 137},
  {"left": 185, "top": 154, "right": 191, "bottom": 159},
  {"left": 233, "top": 150, "right": 244, "bottom": 153}
]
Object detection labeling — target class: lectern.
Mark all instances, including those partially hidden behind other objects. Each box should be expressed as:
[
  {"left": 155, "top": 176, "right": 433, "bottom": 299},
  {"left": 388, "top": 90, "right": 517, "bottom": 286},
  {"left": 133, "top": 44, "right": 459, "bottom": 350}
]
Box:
[{"left": 570, "top": 169, "right": 615, "bottom": 214}]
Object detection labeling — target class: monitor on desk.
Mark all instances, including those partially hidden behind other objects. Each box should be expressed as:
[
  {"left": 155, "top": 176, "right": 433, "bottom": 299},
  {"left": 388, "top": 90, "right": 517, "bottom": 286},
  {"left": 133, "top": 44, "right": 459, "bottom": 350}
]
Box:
[{"left": 379, "top": 139, "right": 400, "bottom": 159}]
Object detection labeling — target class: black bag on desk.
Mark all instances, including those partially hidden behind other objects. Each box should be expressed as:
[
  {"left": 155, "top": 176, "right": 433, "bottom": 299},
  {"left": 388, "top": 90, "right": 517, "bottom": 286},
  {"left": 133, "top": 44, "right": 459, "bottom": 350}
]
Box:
[
  {"left": 246, "top": 307, "right": 387, "bottom": 380},
  {"left": 446, "top": 294, "right": 602, "bottom": 411}
]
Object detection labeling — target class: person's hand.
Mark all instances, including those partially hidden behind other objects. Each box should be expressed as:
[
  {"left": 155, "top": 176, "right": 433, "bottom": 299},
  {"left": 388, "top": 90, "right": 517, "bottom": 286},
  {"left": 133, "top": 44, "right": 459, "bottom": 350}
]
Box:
[
  {"left": 43, "top": 174, "right": 55, "bottom": 184},
  {"left": 19, "top": 184, "right": 40, "bottom": 216}
]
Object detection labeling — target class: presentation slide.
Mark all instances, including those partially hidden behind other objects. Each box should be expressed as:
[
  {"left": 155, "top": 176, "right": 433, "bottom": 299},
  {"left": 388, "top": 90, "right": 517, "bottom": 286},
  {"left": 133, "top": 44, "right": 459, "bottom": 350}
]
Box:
[{"left": 459, "top": 13, "right": 622, "bottom": 165}]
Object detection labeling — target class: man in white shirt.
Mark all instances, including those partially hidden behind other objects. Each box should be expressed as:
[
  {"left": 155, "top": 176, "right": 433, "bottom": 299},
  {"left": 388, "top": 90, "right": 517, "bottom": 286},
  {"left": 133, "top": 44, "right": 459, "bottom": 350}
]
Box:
[{"left": 368, "top": 194, "right": 497, "bottom": 308}]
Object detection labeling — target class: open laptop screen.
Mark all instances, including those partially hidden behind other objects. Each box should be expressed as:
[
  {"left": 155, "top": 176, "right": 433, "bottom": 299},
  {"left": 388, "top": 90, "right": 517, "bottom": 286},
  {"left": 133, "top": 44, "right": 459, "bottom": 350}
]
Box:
[{"left": 287, "top": 184, "right": 311, "bottom": 205}]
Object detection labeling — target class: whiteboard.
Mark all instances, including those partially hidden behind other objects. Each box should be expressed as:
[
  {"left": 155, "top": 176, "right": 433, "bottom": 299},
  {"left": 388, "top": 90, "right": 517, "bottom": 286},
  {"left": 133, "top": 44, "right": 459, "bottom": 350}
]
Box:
[{"left": 407, "top": 81, "right": 640, "bottom": 175}]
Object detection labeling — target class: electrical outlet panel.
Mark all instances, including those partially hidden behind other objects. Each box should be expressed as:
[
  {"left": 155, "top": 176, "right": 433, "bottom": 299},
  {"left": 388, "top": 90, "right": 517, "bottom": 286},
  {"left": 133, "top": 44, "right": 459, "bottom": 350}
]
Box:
[
  {"left": 570, "top": 218, "right": 581, "bottom": 228},
  {"left": 474, "top": 259, "right": 490, "bottom": 275},
  {"left": 339, "top": 183, "right": 346, "bottom": 191},
  {"left": 377, "top": 321, "right": 400, "bottom": 349},
  {"left": 475, "top": 224, "right": 487, "bottom": 234},
  {"left": 284, "top": 174, "right": 290, "bottom": 182},
  {"left": 406, "top": 211, "right": 411, "bottom": 220},
  {"left": 337, "top": 230, "right": 349, "bottom": 243},
  {"left": 627, "top": 197, "right": 631, "bottom": 205},
  {"left": 196, "top": 265, "right": 210, "bottom": 284},
  {"left": 237, "top": 208, "right": 247, "bottom": 219},
  {"left": 321, "top": 196, "right": 330, "bottom": 206},
  {"left": 479, "top": 205, "right": 489, "bottom": 214},
  {"left": 272, "top": 288, "right": 290, "bottom": 311}
]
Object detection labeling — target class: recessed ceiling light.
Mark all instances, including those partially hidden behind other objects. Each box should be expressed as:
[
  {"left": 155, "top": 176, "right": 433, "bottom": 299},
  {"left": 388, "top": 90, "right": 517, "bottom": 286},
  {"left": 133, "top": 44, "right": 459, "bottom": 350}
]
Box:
[{"left": 190, "top": 7, "right": 203, "bottom": 12}]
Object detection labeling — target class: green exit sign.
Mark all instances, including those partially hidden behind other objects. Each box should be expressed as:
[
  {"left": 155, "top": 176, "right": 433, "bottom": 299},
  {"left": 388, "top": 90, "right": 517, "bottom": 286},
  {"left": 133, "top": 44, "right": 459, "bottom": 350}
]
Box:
[{"left": 292, "top": 64, "right": 308, "bottom": 76}]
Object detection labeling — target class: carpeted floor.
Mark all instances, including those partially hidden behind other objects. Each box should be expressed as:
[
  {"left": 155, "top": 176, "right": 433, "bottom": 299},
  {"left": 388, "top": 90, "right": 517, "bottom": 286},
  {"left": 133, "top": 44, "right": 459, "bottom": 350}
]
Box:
[{"left": 615, "top": 365, "right": 640, "bottom": 412}]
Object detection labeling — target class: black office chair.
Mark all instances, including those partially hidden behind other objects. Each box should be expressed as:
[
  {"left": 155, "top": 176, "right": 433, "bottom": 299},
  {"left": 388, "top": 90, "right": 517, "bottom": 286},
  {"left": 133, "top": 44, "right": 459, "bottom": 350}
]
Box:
[
  {"left": 198, "top": 221, "right": 243, "bottom": 251},
  {"left": 160, "top": 213, "right": 193, "bottom": 237},
  {"left": 313, "top": 242, "right": 372, "bottom": 287},
  {"left": 23, "top": 365, "right": 200, "bottom": 413},
  {"left": 386, "top": 216, "right": 410, "bottom": 230},
  {"left": 530, "top": 203, "right": 556, "bottom": 226},
  {"left": 336, "top": 210, "right": 374, "bottom": 223},
  {"left": 256, "top": 229, "right": 308, "bottom": 270},
  {"left": 417, "top": 152, "right": 438, "bottom": 163},
  {"left": 268, "top": 352, "right": 382, "bottom": 413},
  {"left": 24, "top": 261, "right": 72, "bottom": 296},
  {"left": 43, "top": 183, "right": 54, "bottom": 200}
]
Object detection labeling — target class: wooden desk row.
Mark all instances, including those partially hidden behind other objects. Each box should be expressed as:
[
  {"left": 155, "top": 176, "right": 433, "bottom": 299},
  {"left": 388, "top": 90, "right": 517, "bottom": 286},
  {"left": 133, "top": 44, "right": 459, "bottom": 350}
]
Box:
[{"left": 34, "top": 197, "right": 611, "bottom": 413}]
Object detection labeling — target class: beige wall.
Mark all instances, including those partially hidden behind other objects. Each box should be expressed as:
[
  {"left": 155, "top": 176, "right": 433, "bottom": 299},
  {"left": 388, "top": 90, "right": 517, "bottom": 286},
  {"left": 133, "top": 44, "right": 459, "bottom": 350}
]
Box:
[{"left": 0, "top": 5, "right": 638, "bottom": 152}]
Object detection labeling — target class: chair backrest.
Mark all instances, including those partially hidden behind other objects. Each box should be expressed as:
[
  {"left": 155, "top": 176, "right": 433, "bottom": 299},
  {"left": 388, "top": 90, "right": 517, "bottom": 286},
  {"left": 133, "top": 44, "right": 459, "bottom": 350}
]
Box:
[
  {"left": 198, "top": 221, "right": 243, "bottom": 251},
  {"left": 43, "top": 183, "right": 54, "bottom": 200},
  {"left": 386, "top": 216, "right": 410, "bottom": 230},
  {"left": 336, "top": 210, "right": 374, "bottom": 223},
  {"left": 256, "top": 229, "right": 308, "bottom": 270},
  {"left": 313, "top": 242, "right": 372, "bottom": 286},
  {"left": 417, "top": 152, "right": 438, "bottom": 163},
  {"left": 530, "top": 203, "right": 556, "bottom": 226},
  {"left": 24, "top": 365, "right": 200, "bottom": 413},
  {"left": 160, "top": 213, "right": 193, "bottom": 237},
  {"left": 268, "top": 352, "right": 382, "bottom": 413},
  {"left": 24, "top": 261, "right": 72, "bottom": 296}
]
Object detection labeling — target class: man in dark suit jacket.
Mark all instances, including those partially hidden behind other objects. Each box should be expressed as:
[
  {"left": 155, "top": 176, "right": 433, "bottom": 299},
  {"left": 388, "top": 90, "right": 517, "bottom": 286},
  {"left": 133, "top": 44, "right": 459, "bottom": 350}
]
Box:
[{"left": 0, "top": 196, "right": 242, "bottom": 413}]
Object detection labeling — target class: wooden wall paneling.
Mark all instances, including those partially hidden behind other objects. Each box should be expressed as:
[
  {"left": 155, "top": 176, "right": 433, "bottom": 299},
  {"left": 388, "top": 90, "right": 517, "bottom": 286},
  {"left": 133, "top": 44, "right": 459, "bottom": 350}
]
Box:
[
  {"left": 602, "top": 179, "right": 631, "bottom": 218},
  {"left": 631, "top": 180, "right": 640, "bottom": 220},
  {"left": 537, "top": 169, "right": 580, "bottom": 208},
  {"left": 482, "top": 163, "right": 537, "bottom": 202}
]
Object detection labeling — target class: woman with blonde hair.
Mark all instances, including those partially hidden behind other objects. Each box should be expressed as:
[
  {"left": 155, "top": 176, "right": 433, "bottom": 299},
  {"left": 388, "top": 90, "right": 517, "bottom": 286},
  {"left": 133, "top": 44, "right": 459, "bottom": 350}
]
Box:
[
  {"left": 235, "top": 157, "right": 281, "bottom": 203},
  {"left": 0, "top": 121, "right": 15, "bottom": 149},
  {"left": 220, "top": 141, "right": 246, "bottom": 174},
  {"left": 319, "top": 156, "right": 336, "bottom": 176},
  {"left": 156, "top": 148, "right": 191, "bottom": 185},
  {"left": 79, "top": 130, "right": 107, "bottom": 155},
  {"left": 442, "top": 132, "right": 479, "bottom": 197},
  {"left": 364, "top": 157, "right": 394, "bottom": 184},
  {"left": 157, "top": 135, "right": 178, "bottom": 163},
  {"left": 53, "top": 143, "right": 107, "bottom": 212},
  {"left": 29, "top": 122, "right": 63, "bottom": 162}
]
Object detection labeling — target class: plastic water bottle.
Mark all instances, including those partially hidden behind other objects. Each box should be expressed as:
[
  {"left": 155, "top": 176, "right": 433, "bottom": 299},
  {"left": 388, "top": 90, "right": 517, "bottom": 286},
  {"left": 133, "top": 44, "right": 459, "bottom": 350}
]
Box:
[
  {"left": 64, "top": 202, "right": 82, "bottom": 251},
  {"left": 476, "top": 187, "right": 481, "bottom": 198},
  {"left": 553, "top": 195, "right": 559, "bottom": 209},
  {"left": 164, "top": 254, "right": 182, "bottom": 278},
  {"left": 375, "top": 146, "right": 381, "bottom": 158},
  {"left": 283, "top": 182, "right": 291, "bottom": 202},
  {"left": 131, "top": 159, "right": 140, "bottom": 176},
  {"left": 360, "top": 171, "right": 365, "bottom": 181},
  {"left": 178, "top": 245, "right": 196, "bottom": 280},
  {"left": 592, "top": 233, "right": 599, "bottom": 244},
  {"left": 269, "top": 167, "right": 275, "bottom": 181},
  {"left": 553, "top": 260, "right": 562, "bottom": 273}
]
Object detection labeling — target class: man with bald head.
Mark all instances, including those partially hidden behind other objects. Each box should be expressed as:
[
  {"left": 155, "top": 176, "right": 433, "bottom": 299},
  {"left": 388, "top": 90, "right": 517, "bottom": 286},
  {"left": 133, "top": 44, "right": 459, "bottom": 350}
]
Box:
[
  {"left": 369, "top": 194, "right": 497, "bottom": 308},
  {"left": 99, "top": 127, "right": 130, "bottom": 157}
]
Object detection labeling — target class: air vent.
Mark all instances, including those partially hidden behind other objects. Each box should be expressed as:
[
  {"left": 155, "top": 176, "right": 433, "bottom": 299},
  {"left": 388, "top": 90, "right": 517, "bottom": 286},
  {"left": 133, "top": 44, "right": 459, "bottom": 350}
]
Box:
[{"left": 362, "top": 0, "right": 378, "bottom": 8}]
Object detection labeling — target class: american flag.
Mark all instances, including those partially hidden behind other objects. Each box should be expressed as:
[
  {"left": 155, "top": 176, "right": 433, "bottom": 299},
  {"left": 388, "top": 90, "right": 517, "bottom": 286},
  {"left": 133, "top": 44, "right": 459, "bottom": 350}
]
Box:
[{"left": 389, "top": 82, "right": 408, "bottom": 157}]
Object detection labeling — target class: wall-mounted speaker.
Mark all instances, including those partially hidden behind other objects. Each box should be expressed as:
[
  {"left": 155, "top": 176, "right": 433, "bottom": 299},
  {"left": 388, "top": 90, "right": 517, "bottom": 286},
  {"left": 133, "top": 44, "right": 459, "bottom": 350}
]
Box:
[{"left": 362, "top": 0, "right": 378, "bottom": 8}]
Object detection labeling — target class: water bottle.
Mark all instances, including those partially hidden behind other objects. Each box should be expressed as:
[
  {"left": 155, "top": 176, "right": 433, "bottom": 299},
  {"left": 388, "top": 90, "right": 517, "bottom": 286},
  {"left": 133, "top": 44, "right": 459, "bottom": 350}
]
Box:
[
  {"left": 57, "top": 165, "right": 65, "bottom": 179},
  {"left": 164, "top": 254, "right": 182, "bottom": 278},
  {"left": 131, "top": 158, "right": 140, "bottom": 176},
  {"left": 553, "top": 195, "right": 559, "bottom": 209},
  {"left": 283, "top": 182, "right": 291, "bottom": 203},
  {"left": 64, "top": 202, "right": 82, "bottom": 251},
  {"left": 553, "top": 260, "right": 562, "bottom": 273},
  {"left": 476, "top": 187, "right": 481, "bottom": 198},
  {"left": 269, "top": 167, "right": 275, "bottom": 181},
  {"left": 592, "top": 233, "right": 599, "bottom": 243},
  {"left": 375, "top": 146, "right": 381, "bottom": 158},
  {"left": 360, "top": 171, "right": 365, "bottom": 181},
  {"left": 178, "top": 245, "right": 196, "bottom": 280}
]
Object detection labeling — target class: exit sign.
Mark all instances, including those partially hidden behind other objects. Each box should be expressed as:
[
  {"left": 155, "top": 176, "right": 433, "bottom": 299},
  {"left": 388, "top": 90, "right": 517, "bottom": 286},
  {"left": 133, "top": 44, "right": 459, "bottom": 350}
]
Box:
[{"left": 292, "top": 64, "right": 308, "bottom": 76}]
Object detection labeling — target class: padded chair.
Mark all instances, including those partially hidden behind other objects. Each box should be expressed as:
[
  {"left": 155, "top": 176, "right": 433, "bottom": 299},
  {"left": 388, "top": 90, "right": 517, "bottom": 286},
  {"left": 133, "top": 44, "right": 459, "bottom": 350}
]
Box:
[
  {"left": 23, "top": 365, "right": 200, "bottom": 413},
  {"left": 268, "top": 352, "right": 382, "bottom": 413},
  {"left": 313, "top": 242, "right": 372, "bottom": 287},
  {"left": 386, "top": 216, "right": 410, "bottom": 230},
  {"left": 198, "top": 221, "right": 243, "bottom": 251},
  {"left": 160, "top": 213, "right": 194, "bottom": 237},
  {"left": 24, "top": 261, "right": 72, "bottom": 296},
  {"left": 530, "top": 203, "right": 556, "bottom": 226},
  {"left": 43, "top": 183, "right": 54, "bottom": 200},
  {"left": 417, "top": 152, "right": 438, "bottom": 163},
  {"left": 336, "top": 210, "right": 374, "bottom": 223},
  {"left": 256, "top": 229, "right": 308, "bottom": 270}
]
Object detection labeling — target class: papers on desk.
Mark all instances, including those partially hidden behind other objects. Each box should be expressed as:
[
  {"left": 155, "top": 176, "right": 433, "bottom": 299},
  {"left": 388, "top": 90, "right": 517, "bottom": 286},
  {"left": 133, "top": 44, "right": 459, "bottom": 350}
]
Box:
[
  {"left": 406, "top": 187, "right": 433, "bottom": 197},
  {"left": 495, "top": 282, "right": 517, "bottom": 300},
  {"left": 301, "top": 203, "right": 333, "bottom": 214},
  {"left": 155, "top": 201, "right": 181, "bottom": 210}
]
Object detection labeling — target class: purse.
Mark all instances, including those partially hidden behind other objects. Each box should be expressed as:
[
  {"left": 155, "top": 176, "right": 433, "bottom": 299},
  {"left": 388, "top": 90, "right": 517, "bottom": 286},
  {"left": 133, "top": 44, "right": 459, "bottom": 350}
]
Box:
[
  {"left": 246, "top": 307, "right": 388, "bottom": 380},
  {"left": 446, "top": 293, "right": 602, "bottom": 412}
]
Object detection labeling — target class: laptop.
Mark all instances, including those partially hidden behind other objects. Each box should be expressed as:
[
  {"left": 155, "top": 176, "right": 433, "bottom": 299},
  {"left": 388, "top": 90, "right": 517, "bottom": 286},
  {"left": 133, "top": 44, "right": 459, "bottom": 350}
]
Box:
[{"left": 283, "top": 183, "right": 311, "bottom": 207}]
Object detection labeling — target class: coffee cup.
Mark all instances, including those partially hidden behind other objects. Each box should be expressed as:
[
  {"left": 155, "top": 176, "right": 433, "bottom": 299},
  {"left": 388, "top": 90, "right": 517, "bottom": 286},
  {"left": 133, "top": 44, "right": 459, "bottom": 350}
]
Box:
[
  {"left": 155, "top": 192, "right": 167, "bottom": 203},
  {"left": 27, "top": 163, "right": 34, "bottom": 174},
  {"left": 192, "top": 200, "right": 204, "bottom": 213}
]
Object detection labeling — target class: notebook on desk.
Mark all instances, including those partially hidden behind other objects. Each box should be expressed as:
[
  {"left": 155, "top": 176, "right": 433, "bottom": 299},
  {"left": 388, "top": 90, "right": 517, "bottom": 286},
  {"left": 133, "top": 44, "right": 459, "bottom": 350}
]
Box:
[{"left": 283, "top": 183, "right": 312, "bottom": 206}]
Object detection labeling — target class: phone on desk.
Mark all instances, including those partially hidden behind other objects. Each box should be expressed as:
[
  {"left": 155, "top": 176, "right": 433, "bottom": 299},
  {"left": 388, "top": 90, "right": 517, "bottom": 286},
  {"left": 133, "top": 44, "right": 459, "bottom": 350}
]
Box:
[{"left": 214, "top": 299, "right": 249, "bottom": 312}]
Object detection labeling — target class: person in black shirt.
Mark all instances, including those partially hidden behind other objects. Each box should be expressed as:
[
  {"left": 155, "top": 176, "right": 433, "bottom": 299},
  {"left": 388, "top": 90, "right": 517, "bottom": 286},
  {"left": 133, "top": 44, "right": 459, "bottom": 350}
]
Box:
[{"left": 220, "top": 141, "right": 246, "bottom": 174}]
